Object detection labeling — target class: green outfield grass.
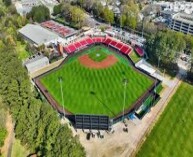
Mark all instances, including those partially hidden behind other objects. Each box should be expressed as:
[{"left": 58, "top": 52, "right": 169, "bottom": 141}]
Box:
[
  {"left": 137, "top": 82, "right": 193, "bottom": 157},
  {"left": 40, "top": 46, "right": 153, "bottom": 118}
]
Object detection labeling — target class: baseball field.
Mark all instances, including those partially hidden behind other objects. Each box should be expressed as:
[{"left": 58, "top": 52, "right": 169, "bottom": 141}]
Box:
[{"left": 40, "top": 45, "right": 154, "bottom": 118}]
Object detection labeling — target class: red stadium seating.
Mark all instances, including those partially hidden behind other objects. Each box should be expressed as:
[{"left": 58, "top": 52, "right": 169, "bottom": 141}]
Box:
[
  {"left": 109, "top": 40, "right": 118, "bottom": 47},
  {"left": 80, "top": 40, "right": 88, "bottom": 46},
  {"left": 41, "top": 20, "right": 74, "bottom": 37},
  {"left": 74, "top": 42, "right": 82, "bottom": 48},
  {"left": 115, "top": 43, "right": 123, "bottom": 50},
  {"left": 63, "top": 36, "right": 132, "bottom": 55},
  {"left": 92, "top": 37, "right": 105, "bottom": 43},
  {"left": 85, "top": 38, "right": 94, "bottom": 45},
  {"left": 120, "top": 45, "right": 130, "bottom": 54},
  {"left": 65, "top": 44, "right": 76, "bottom": 54},
  {"left": 104, "top": 38, "right": 113, "bottom": 45},
  {"left": 64, "top": 47, "right": 70, "bottom": 53},
  {"left": 135, "top": 46, "right": 144, "bottom": 56}
]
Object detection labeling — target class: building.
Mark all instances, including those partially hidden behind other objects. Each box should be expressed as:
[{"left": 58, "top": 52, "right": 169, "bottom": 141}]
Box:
[
  {"left": 40, "top": 20, "right": 79, "bottom": 45},
  {"left": 169, "top": 13, "right": 193, "bottom": 35},
  {"left": 19, "top": 24, "right": 61, "bottom": 47},
  {"left": 160, "top": 10, "right": 174, "bottom": 19},
  {"left": 25, "top": 54, "right": 49, "bottom": 73},
  {"left": 14, "top": 0, "right": 59, "bottom": 15},
  {"left": 155, "top": 1, "right": 193, "bottom": 15},
  {"left": 15, "top": 0, "right": 40, "bottom": 16}
]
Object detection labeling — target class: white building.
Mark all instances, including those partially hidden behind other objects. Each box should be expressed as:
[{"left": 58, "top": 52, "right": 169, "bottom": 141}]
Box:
[
  {"left": 19, "top": 24, "right": 64, "bottom": 47},
  {"left": 169, "top": 13, "right": 193, "bottom": 35},
  {"left": 25, "top": 55, "right": 49, "bottom": 73},
  {"left": 40, "top": 20, "right": 79, "bottom": 45},
  {"left": 155, "top": 1, "right": 193, "bottom": 15},
  {"left": 15, "top": 0, "right": 40, "bottom": 16}
]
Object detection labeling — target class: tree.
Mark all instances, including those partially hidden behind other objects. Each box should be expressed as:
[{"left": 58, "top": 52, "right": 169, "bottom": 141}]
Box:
[
  {"left": 53, "top": 4, "right": 62, "bottom": 16},
  {"left": 120, "top": 0, "right": 139, "bottom": 30},
  {"left": 0, "top": 3, "right": 86, "bottom": 156},
  {"left": 185, "top": 34, "right": 193, "bottom": 53},
  {"left": 102, "top": 7, "right": 114, "bottom": 24},
  {"left": 120, "top": 14, "right": 126, "bottom": 27},
  {"left": 27, "top": 5, "right": 50, "bottom": 23},
  {"left": 92, "top": 2, "right": 104, "bottom": 17},
  {"left": 2, "top": 0, "right": 11, "bottom": 6},
  {"left": 70, "top": 6, "right": 85, "bottom": 28},
  {"left": 145, "top": 30, "right": 187, "bottom": 76}
]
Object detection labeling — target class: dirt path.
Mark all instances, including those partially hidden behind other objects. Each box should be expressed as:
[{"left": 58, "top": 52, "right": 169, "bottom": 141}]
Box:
[
  {"left": 77, "top": 75, "right": 182, "bottom": 157},
  {"left": 1, "top": 113, "right": 14, "bottom": 157},
  {"left": 79, "top": 54, "right": 118, "bottom": 69}
]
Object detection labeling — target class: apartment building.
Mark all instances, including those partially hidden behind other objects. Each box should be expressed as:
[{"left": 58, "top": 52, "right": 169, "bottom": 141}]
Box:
[{"left": 169, "top": 13, "right": 193, "bottom": 35}]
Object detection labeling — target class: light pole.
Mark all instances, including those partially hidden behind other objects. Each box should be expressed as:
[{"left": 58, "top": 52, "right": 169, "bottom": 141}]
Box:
[
  {"left": 122, "top": 78, "right": 128, "bottom": 122},
  {"left": 58, "top": 76, "right": 65, "bottom": 119},
  {"left": 154, "top": 56, "right": 161, "bottom": 93},
  {"left": 142, "top": 17, "right": 145, "bottom": 38}
]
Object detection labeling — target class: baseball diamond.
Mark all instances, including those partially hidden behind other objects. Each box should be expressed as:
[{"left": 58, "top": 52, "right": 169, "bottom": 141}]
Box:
[{"left": 36, "top": 45, "right": 156, "bottom": 119}]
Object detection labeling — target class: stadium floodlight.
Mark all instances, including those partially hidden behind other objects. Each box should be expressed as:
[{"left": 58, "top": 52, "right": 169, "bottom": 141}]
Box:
[
  {"left": 142, "top": 17, "right": 144, "bottom": 38},
  {"left": 58, "top": 76, "right": 65, "bottom": 119},
  {"left": 154, "top": 56, "right": 161, "bottom": 93},
  {"left": 122, "top": 78, "right": 128, "bottom": 122}
]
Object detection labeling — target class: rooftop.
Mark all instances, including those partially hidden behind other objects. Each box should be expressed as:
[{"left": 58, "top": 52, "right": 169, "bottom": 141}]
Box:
[
  {"left": 25, "top": 56, "right": 49, "bottom": 73},
  {"left": 172, "top": 13, "right": 193, "bottom": 25},
  {"left": 41, "top": 20, "right": 78, "bottom": 38},
  {"left": 19, "top": 24, "right": 59, "bottom": 46}
]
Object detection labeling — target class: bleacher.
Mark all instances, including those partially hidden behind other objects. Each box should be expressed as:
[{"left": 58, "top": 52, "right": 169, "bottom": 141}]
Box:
[
  {"left": 115, "top": 42, "right": 123, "bottom": 50},
  {"left": 64, "top": 44, "right": 76, "bottom": 54},
  {"left": 63, "top": 36, "right": 132, "bottom": 55},
  {"left": 104, "top": 38, "right": 113, "bottom": 45},
  {"left": 135, "top": 46, "right": 144, "bottom": 57},
  {"left": 109, "top": 40, "right": 118, "bottom": 47},
  {"left": 85, "top": 38, "right": 94, "bottom": 45},
  {"left": 80, "top": 40, "right": 87, "bottom": 47},
  {"left": 92, "top": 37, "right": 105, "bottom": 43},
  {"left": 120, "top": 45, "right": 131, "bottom": 54},
  {"left": 41, "top": 20, "right": 77, "bottom": 37},
  {"left": 74, "top": 42, "right": 81, "bottom": 48}
]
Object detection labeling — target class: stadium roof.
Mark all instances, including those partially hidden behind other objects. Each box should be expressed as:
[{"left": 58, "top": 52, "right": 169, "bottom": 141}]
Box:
[
  {"left": 19, "top": 24, "right": 59, "bottom": 46},
  {"left": 135, "top": 59, "right": 156, "bottom": 75}
]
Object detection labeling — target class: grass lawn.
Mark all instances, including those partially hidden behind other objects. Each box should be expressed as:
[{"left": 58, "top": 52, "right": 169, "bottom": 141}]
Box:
[
  {"left": 15, "top": 41, "right": 30, "bottom": 60},
  {"left": 40, "top": 46, "right": 153, "bottom": 118},
  {"left": 129, "top": 50, "right": 141, "bottom": 63},
  {"left": 88, "top": 47, "right": 108, "bottom": 62},
  {"left": 137, "top": 82, "right": 193, "bottom": 157},
  {"left": 11, "top": 140, "right": 29, "bottom": 157}
]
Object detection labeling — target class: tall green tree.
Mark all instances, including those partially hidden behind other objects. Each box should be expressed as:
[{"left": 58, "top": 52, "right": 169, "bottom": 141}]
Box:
[
  {"left": 102, "top": 7, "right": 114, "bottom": 24},
  {"left": 27, "top": 5, "right": 50, "bottom": 23},
  {"left": 0, "top": 3, "right": 86, "bottom": 156},
  {"left": 2, "top": 0, "right": 11, "bottom": 6}
]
